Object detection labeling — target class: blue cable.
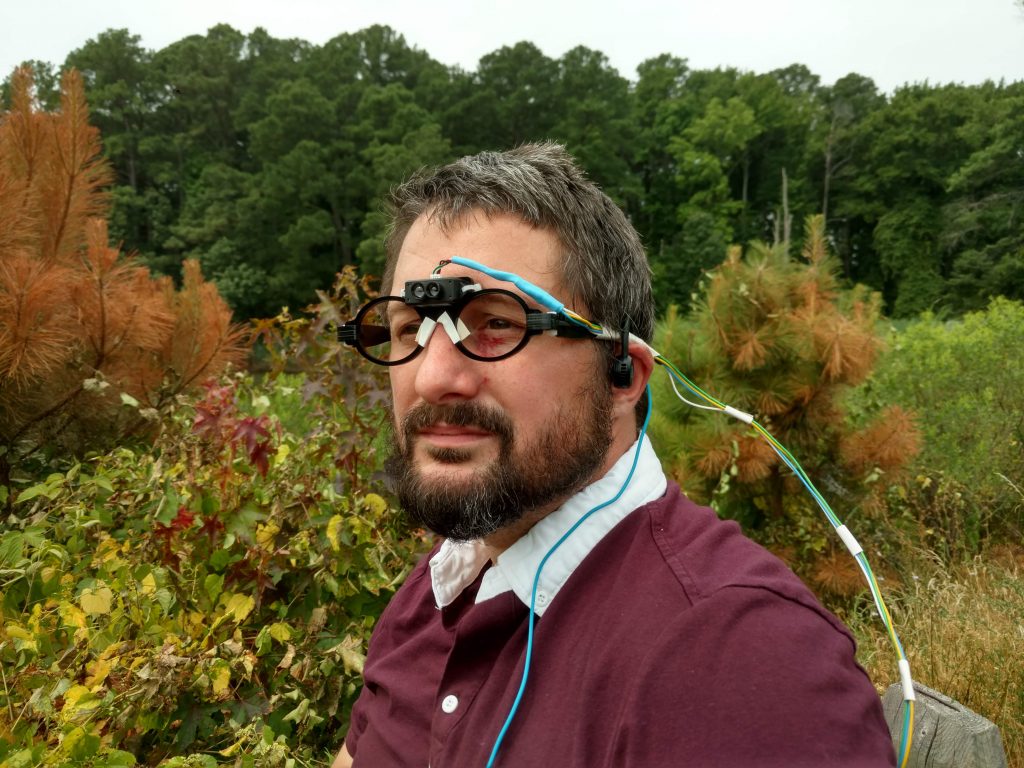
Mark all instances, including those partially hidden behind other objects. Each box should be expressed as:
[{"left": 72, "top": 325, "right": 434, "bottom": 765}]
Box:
[
  {"left": 450, "top": 256, "right": 565, "bottom": 314},
  {"left": 433, "top": 256, "right": 913, "bottom": 765},
  {"left": 485, "top": 386, "right": 654, "bottom": 767},
  {"left": 900, "top": 702, "right": 912, "bottom": 765}
]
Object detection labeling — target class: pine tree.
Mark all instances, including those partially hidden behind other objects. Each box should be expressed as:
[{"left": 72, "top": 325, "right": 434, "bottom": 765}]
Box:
[
  {"left": 651, "top": 215, "right": 920, "bottom": 591},
  {"left": 0, "top": 67, "right": 246, "bottom": 495}
]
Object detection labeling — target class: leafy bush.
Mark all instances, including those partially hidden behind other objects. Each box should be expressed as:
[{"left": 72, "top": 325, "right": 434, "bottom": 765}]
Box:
[
  {"left": 0, "top": 271, "right": 428, "bottom": 766},
  {"left": 848, "top": 297, "right": 1024, "bottom": 550}
]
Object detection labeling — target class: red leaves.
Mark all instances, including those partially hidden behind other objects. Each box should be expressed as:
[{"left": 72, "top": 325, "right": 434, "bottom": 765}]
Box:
[
  {"left": 233, "top": 416, "right": 272, "bottom": 477},
  {"left": 192, "top": 379, "right": 275, "bottom": 476},
  {"left": 197, "top": 514, "right": 225, "bottom": 541},
  {"left": 192, "top": 382, "right": 234, "bottom": 437},
  {"left": 192, "top": 405, "right": 221, "bottom": 437},
  {"left": 172, "top": 506, "right": 195, "bottom": 530},
  {"left": 153, "top": 505, "right": 197, "bottom": 565},
  {"left": 155, "top": 506, "right": 195, "bottom": 539},
  {"left": 248, "top": 441, "right": 272, "bottom": 477}
]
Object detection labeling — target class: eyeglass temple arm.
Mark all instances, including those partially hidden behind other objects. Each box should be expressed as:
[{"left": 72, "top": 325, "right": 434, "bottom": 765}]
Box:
[
  {"left": 337, "top": 324, "right": 357, "bottom": 345},
  {"left": 525, "top": 313, "right": 599, "bottom": 339}
]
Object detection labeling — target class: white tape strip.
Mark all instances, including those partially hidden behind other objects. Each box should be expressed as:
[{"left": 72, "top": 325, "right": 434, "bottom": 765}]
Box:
[{"left": 415, "top": 316, "right": 437, "bottom": 347}]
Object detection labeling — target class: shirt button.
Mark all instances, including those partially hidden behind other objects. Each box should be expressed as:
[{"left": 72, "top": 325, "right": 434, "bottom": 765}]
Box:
[
  {"left": 441, "top": 694, "right": 459, "bottom": 714},
  {"left": 536, "top": 592, "right": 549, "bottom": 607}
]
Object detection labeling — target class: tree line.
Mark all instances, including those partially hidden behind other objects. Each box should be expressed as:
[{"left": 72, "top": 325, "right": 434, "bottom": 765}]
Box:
[{"left": 4, "top": 24, "right": 1021, "bottom": 319}]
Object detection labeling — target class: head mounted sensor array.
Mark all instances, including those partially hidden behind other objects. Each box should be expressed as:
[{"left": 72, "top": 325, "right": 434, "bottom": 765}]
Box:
[{"left": 337, "top": 276, "right": 595, "bottom": 366}]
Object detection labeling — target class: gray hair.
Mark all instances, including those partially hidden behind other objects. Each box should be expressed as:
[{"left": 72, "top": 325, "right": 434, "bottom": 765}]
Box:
[{"left": 381, "top": 143, "right": 654, "bottom": 344}]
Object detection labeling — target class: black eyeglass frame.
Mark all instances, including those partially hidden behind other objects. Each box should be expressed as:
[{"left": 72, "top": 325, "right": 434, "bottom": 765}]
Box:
[{"left": 337, "top": 288, "right": 596, "bottom": 366}]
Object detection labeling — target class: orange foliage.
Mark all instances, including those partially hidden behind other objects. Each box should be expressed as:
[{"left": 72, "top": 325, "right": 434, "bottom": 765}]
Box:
[
  {"left": 840, "top": 405, "right": 922, "bottom": 478},
  {"left": 731, "top": 326, "right": 770, "bottom": 371},
  {"left": 810, "top": 548, "right": 865, "bottom": 599},
  {"left": 0, "top": 66, "right": 247, "bottom": 467},
  {"left": 657, "top": 214, "right": 922, "bottom": 529},
  {"left": 810, "top": 312, "right": 878, "bottom": 384},
  {"left": 734, "top": 434, "right": 777, "bottom": 484},
  {"left": 694, "top": 432, "right": 734, "bottom": 479}
]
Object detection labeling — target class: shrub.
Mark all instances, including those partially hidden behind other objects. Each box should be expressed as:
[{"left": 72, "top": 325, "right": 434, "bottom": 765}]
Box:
[
  {"left": 0, "top": 271, "right": 428, "bottom": 766},
  {"left": 849, "top": 297, "right": 1024, "bottom": 550}
]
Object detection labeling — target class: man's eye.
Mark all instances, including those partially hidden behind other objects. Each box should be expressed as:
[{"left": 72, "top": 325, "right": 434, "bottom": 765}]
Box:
[
  {"left": 476, "top": 314, "right": 526, "bottom": 334},
  {"left": 483, "top": 317, "right": 515, "bottom": 330},
  {"left": 393, "top": 319, "right": 421, "bottom": 340}
]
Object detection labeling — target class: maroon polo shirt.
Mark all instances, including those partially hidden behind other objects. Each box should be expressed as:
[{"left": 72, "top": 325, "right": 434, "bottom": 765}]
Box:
[{"left": 345, "top": 482, "right": 896, "bottom": 767}]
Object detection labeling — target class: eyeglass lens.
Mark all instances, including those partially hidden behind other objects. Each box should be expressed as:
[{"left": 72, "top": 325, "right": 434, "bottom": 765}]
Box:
[{"left": 356, "top": 292, "right": 530, "bottom": 364}]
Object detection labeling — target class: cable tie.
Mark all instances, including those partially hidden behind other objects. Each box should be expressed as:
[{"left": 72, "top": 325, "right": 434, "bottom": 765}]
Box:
[
  {"left": 723, "top": 405, "right": 754, "bottom": 424},
  {"left": 835, "top": 524, "right": 864, "bottom": 558},
  {"left": 899, "top": 659, "right": 916, "bottom": 701}
]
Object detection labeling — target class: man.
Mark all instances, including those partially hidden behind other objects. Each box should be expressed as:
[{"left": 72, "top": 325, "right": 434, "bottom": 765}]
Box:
[{"left": 333, "top": 144, "right": 895, "bottom": 767}]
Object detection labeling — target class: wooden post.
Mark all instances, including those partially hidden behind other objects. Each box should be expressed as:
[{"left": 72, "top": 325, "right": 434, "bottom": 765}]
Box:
[{"left": 882, "top": 682, "right": 1008, "bottom": 767}]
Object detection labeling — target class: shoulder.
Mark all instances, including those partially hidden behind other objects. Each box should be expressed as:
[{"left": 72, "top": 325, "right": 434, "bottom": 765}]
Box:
[
  {"left": 365, "top": 540, "right": 439, "bottom": 644},
  {"left": 641, "top": 483, "right": 843, "bottom": 622},
  {"left": 345, "top": 542, "right": 442, "bottom": 761},
  {"left": 599, "top": 485, "right": 894, "bottom": 767}
]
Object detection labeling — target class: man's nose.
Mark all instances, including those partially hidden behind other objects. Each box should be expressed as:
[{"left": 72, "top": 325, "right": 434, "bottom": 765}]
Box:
[{"left": 412, "top": 319, "right": 484, "bottom": 404}]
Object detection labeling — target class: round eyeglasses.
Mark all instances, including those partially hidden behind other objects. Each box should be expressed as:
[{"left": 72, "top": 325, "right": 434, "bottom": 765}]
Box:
[{"left": 338, "top": 288, "right": 594, "bottom": 366}]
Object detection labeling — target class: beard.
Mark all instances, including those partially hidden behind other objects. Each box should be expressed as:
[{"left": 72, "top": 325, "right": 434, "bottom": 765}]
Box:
[{"left": 385, "top": 386, "right": 614, "bottom": 541}]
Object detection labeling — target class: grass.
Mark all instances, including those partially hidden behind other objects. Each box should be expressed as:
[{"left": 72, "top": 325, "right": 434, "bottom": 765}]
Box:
[{"left": 847, "top": 543, "right": 1024, "bottom": 767}]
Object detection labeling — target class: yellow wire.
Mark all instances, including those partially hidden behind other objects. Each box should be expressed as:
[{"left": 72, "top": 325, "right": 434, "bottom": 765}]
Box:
[
  {"left": 900, "top": 700, "right": 914, "bottom": 768},
  {"left": 585, "top": 316, "right": 916, "bottom": 760},
  {"left": 566, "top": 310, "right": 603, "bottom": 332}
]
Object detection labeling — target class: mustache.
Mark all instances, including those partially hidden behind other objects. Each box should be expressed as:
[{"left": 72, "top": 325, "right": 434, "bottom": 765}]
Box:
[{"left": 400, "top": 401, "right": 515, "bottom": 443}]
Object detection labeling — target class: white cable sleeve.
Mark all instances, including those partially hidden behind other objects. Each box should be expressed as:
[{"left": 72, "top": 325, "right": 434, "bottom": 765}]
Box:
[
  {"left": 899, "top": 659, "right": 916, "bottom": 701},
  {"left": 628, "top": 333, "right": 659, "bottom": 358},
  {"left": 835, "top": 524, "right": 864, "bottom": 558},
  {"left": 723, "top": 405, "right": 754, "bottom": 424}
]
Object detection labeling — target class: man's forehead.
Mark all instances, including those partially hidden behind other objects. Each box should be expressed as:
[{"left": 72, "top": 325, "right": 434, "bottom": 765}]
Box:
[{"left": 395, "top": 211, "right": 567, "bottom": 286}]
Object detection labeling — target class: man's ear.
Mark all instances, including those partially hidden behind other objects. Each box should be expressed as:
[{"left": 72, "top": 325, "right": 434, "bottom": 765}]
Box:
[{"left": 611, "top": 340, "right": 655, "bottom": 419}]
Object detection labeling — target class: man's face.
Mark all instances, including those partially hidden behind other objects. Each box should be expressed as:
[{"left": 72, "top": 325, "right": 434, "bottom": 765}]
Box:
[{"left": 385, "top": 212, "right": 614, "bottom": 542}]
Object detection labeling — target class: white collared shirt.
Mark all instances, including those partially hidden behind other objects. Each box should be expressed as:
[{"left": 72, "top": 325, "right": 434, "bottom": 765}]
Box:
[{"left": 429, "top": 436, "right": 667, "bottom": 616}]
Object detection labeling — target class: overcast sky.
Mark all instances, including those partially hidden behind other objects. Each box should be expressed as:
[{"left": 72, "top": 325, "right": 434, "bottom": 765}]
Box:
[{"left": 2, "top": 0, "right": 1023, "bottom": 93}]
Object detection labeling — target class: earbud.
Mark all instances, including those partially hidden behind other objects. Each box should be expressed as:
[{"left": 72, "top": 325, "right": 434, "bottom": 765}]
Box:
[{"left": 610, "top": 321, "right": 633, "bottom": 389}]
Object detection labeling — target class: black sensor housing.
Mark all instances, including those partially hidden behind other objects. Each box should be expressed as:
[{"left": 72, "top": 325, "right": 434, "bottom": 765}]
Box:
[{"left": 403, "top": 276, "right": 474, "bottom": 305}]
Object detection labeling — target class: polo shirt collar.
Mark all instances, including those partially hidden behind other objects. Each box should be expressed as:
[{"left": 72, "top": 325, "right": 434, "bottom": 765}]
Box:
[{"left": 429, "top": 435, "right": 666, "bottom": 616}]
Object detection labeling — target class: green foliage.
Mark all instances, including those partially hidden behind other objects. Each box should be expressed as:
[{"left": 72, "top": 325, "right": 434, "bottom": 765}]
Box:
[
  {"left": 848, "top": 297, "right": 1024, "bottom": 545},
  {"left": 873, "top": 198, "right": 945, "bottom": 316},
  {"left": 943, "top": 91, "right": 1024, "bottom": 312},
  {"left": 651, "top": 210, "right": 727, "bottom": 312},
  {"left": 0, "top": 270, "right": 429, "bottom": 766},
  {"left": 7, "top": 25, "right": 1021, "bottom": 320}
]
